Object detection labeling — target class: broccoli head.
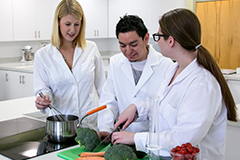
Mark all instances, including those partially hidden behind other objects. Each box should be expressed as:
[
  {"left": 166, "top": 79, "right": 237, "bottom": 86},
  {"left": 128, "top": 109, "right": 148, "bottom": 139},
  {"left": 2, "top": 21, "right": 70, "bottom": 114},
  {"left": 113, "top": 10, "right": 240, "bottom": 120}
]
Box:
[
  {"left": 104, "top": 143, "right": 137, "bottom": 160},
  {"left": 75, "top": 127, "right": 100, "bottom": 152},
  {"left": 129, "top": 145, "right": 147, "bottom": 158}
]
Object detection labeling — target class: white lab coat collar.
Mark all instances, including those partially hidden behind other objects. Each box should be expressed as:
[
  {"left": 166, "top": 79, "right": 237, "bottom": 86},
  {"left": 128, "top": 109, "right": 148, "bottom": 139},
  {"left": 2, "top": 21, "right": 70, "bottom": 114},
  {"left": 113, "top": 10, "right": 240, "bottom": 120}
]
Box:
[
  {"left": 119, "top": 45, "right": 161, "bottom": 97},
  {"left": 50, "top": 44, "right": 83, "bottom": 73},
  {"left": 168, "top": 58, "right": 199, "bottom": 86}
]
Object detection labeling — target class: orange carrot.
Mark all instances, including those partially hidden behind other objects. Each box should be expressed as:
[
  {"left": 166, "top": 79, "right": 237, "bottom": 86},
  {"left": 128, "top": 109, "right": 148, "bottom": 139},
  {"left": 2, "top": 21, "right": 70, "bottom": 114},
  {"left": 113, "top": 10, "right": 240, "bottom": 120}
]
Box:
[
  {"left": 80, "top": 151, "right": 105, "bottom": 157},
  {"left": 76, "top": 157, "right": 105, "bottom": 160}
]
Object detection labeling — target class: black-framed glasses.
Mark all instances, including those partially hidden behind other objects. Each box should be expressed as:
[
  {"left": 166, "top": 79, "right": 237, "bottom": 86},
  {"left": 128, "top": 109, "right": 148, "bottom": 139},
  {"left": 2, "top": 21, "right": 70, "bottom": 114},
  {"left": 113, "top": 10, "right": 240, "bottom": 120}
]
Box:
[{"left": 152, "top": 33, "right": 169, "bottom": 42}]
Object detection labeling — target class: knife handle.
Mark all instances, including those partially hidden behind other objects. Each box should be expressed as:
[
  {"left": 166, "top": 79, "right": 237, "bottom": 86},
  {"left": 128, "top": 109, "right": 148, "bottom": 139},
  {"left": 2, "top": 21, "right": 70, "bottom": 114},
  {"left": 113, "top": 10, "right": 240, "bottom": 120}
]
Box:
[
  {"left": 87, "top": 105, "right": 107, "bottom": 115},
  {"left": 114, "top": 122, "right": 125, "bottom": 132}
]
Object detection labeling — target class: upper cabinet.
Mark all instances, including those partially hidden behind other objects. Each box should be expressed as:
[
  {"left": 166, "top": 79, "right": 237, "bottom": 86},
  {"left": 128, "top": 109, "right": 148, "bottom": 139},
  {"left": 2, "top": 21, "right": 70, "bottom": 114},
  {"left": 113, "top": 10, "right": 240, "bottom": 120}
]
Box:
[
  {"left": 108, "top": 0, "right": 148, "bottom": 38},
  {"left": 0, "top": 0, "right": 13, "bottom": 41},
  {"left": 78, "top": 0, "right": 108, "bottom": 38},
  {"left": 109, "top": 0, "right": 186, "bottom": 38},
  {"left": 1, "top": 0, "right": 185, "bottom": 41},
  {"left": 146, "top": 0, "right": 186, "bottom": 36},
  {"left": 12, "top": 0, "right": 60, "bottom": 41}
]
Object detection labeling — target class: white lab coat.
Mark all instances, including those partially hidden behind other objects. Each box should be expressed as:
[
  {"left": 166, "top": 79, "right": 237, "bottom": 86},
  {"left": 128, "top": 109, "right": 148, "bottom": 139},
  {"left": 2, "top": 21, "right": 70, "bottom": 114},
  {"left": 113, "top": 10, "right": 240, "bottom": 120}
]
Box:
[
  {"left": 34, "top": 41, "right": 105, "bottom": 130},
  {"left": 134, "top": 59, "right": 227, "bottom": 160},
  {"left": 98, "top": 45, "right": 174, "bottom": 133}
]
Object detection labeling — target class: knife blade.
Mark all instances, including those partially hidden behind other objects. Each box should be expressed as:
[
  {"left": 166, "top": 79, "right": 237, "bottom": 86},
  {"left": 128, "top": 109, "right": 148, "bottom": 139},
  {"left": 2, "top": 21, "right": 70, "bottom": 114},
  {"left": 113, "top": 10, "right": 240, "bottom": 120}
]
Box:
[{"left": 92, "top": 123, "right": 124, "bottom": 152}]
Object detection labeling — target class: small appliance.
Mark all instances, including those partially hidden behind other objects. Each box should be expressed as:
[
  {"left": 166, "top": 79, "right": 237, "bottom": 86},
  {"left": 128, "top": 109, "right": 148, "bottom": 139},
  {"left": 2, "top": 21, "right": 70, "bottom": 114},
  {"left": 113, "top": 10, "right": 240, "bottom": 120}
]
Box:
[{"left": 21, "top": 45, "right": 34, "bottom": 62}]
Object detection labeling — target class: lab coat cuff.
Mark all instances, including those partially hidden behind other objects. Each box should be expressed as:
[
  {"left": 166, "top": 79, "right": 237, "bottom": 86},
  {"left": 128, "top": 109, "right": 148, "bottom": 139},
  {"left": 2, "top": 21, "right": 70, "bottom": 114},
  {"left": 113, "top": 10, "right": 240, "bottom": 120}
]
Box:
[
  {"left": 134, "top": 101, "right": 149, "bottom": 120},
  {"left": 134, "top": 132, "right": 149, "bottom": 153}
]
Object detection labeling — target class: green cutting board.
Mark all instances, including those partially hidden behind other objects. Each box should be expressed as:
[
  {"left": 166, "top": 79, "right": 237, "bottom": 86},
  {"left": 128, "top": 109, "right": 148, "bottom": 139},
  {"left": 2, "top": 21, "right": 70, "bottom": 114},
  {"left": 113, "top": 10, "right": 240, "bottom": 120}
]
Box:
[{"left": 57, "top": 145, "right": 149, "bottom": 160}]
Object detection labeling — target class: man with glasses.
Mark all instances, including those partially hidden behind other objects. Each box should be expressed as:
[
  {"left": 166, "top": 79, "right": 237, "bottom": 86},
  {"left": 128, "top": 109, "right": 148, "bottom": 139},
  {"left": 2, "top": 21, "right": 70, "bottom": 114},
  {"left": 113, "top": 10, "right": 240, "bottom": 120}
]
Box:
[{"left": 97, "top": 14, "right": 173, "bottom": 140}]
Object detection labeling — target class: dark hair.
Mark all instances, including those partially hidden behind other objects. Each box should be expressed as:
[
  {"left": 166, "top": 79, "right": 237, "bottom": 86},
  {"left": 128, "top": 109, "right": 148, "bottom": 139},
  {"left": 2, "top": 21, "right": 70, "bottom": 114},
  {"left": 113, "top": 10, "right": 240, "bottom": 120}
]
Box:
[
  {"left": 116, "top": 14, "right": 148, "bottom": 40},
  {"left": 159, "top": 8, "right": 237, "bottom": 122}
]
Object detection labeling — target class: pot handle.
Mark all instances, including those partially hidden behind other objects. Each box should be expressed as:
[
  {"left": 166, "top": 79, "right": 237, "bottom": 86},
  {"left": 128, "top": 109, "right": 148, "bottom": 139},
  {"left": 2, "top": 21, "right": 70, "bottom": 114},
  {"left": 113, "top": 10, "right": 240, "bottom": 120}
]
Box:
[
  {"left": 87, "top": 105, "right": 107, "bottom": 115},
  {"left": 78, "top": 105, "right": 107, "bottom": 126}
]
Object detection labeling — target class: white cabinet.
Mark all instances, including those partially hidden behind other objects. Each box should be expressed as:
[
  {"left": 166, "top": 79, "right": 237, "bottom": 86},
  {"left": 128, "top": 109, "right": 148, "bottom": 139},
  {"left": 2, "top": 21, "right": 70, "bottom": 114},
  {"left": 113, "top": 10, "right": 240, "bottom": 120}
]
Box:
[
  {"left": 108, "top": 0, "right": 148, "bottom": 38},
  {"left": 108, "top": 0, "right": 186, "bottom": 38},
  {"left": 226, "top": 125, "right": 240, "bottom": 160},
  {"left": 146, "top": 0, "right": 185, "bottom": 35},
  {"left": 227, "top": 80, "right": 240, "bottom": 104},
  {"left": 0, "top": 70, "right": 34, "bottom": 101},
  {"left": 0, "top": 0, "right": 13, "bottom": 41},
  {"left": 78, "top": 0, "right": 108, "bottom": 38},
  {"left": 12, "top": 0, "right": 60, "bottom": 41}
]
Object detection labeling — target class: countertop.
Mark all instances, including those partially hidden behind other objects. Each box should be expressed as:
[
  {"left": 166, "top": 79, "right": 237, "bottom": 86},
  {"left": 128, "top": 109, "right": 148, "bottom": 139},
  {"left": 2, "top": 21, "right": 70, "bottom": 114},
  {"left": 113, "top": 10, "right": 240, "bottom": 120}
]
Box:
[
  {"left": 224, "top": 74, "right": 240, "bottom": 81},
  {"left": 0, "top": 61, "right": 34, "bottom": 73},
  {"left": 0, "top": 51, "right": 118, "bottom": 74},
  {"left": 1, "top": 61, "right": 240, "bottom": 81},
  {"left": 0, "top": 96, "right": 240, "bottom": 159}
]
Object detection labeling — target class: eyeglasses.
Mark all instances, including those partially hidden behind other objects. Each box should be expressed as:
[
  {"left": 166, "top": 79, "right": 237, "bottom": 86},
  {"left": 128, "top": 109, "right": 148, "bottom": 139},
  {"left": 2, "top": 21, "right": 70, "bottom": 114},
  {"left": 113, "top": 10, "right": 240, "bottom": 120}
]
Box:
[{"left": 152, "top": 33, "right": 169, "bottom": 42}]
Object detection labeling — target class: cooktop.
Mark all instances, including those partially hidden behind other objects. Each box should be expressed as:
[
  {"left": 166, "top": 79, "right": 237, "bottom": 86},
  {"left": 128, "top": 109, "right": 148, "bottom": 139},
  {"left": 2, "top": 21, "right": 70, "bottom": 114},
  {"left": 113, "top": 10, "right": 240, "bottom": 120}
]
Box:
[{"left": 0, "top": 117, "right": 77, "bottom": 160}]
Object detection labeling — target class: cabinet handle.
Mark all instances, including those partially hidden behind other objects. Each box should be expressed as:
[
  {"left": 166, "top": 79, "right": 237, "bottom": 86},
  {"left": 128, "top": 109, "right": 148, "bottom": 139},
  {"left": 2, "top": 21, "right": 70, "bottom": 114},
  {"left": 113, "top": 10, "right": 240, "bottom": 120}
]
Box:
[
  {"left": 97, "top": 30, "right": 99, "bottom": 36},
  {"left": 35, "top": 31, "right": 37, "bottom": 38},
  {"left": 19, "top": 75, "right": 23, "bottom": 84},
  {"left": 38, "top": 31, "right": 40, "bottom": 38},
  {"left": 5, "top": 73, "right": 8, "bottom": 82},
  {"left": 94, "top": 30, "right": 96, "bottom": 36},
  {"left": 22, "top": 75, "right": 25, "bottom": 84}
]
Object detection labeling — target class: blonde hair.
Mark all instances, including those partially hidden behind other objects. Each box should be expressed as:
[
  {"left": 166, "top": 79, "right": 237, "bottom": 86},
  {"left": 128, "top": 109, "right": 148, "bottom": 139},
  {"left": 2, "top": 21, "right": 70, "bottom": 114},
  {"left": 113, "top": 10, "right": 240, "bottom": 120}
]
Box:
[{"left": 51, "top": 0, "right": 86, "bottom": 49}]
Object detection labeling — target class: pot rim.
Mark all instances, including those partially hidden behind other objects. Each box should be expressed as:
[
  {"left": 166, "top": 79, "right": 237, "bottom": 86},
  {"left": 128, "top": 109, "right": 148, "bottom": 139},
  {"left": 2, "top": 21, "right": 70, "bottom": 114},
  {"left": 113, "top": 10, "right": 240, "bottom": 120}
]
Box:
[{"left": 46, "top": 114, "right": 79, "bottom": 122}]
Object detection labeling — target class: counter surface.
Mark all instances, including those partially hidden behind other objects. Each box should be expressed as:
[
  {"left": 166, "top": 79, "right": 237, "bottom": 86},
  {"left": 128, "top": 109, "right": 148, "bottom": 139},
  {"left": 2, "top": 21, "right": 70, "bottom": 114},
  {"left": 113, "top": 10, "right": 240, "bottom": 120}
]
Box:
[
  {"left": 0, "top": 62, "right": 33, "bottom": 73},
  {"left": 0, "top": 97, "right": 240, "bottom": 159}
]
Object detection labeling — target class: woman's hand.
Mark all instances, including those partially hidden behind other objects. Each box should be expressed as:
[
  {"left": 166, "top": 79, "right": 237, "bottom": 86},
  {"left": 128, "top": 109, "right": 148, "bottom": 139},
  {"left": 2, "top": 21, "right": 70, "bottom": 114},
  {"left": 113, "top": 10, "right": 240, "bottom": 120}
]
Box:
[
  {"left": 97, "top": 131, "right": 111, "bottom": 142},
  {"left": 111, "top": 131, "right": 135, "bottom": 145},
  {"left": 35, "top": 94, "right": 51, "bottom": 110},
  {"left": 114, "top": 104, "right": 138, "bottom": 131}
]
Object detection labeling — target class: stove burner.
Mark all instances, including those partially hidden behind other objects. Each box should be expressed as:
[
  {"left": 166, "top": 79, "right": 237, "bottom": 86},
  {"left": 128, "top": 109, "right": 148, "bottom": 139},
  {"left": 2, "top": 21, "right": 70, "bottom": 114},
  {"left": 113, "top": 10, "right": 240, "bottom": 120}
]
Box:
[{"left": 0, "top": 117, "right": 77, "bottom": 160}]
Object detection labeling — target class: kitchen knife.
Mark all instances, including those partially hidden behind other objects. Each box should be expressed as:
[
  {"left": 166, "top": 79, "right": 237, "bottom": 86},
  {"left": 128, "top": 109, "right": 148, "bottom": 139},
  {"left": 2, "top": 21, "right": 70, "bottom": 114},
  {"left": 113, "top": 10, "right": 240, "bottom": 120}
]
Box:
[{"left": 92, "top": 123, "right": 125, "bottom": 152}]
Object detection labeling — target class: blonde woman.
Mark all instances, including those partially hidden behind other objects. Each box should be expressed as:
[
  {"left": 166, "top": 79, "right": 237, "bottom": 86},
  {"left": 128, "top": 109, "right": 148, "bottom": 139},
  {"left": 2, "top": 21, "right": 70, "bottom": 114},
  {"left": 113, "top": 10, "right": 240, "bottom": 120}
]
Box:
[{"left": 34, "top": 0, "right": 105, "bottom": 130}]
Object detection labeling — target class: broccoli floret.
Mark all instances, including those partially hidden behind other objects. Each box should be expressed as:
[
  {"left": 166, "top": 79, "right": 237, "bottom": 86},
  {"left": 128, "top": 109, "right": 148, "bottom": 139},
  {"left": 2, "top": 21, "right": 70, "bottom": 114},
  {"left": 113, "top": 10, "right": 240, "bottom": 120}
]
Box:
[
  {"left": 104, "top": 143, "right": 137, "bottom": 160},
  {"left": 129, "top": 145, "right": 147, "bottom": 158},
  {"left": 75, "top": 127, "right": 100, "bottom": 152}
]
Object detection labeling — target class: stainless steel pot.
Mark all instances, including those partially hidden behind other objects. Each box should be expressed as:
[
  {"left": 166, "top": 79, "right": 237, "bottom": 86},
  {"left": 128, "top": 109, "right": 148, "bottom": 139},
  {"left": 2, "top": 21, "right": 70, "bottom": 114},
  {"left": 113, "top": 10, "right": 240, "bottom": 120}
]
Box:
[{"left": 46, "top": 115, "right": 79, "bottom": 143}]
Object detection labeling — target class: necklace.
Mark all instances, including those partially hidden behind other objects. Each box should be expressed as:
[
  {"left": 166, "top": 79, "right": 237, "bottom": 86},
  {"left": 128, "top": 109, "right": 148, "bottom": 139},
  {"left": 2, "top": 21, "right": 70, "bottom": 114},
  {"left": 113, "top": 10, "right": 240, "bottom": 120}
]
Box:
[{"left": 60, "top": 49, "right": 70, "bottom": 61}]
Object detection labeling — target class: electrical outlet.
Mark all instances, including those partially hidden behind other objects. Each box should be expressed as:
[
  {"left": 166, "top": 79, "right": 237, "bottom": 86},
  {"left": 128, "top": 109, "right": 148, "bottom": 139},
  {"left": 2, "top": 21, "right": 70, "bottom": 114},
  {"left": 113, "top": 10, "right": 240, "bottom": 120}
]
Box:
[{"left": 39, "top": 41, "right": 50, "bottom": 48}]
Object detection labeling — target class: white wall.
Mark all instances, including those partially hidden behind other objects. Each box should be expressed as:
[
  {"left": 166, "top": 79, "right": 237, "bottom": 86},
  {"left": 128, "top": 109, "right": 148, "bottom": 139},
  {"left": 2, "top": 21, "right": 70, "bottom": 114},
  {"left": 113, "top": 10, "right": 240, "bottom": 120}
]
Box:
[{"left": 0, "top": 38, "right": 119, "bottom": 63}]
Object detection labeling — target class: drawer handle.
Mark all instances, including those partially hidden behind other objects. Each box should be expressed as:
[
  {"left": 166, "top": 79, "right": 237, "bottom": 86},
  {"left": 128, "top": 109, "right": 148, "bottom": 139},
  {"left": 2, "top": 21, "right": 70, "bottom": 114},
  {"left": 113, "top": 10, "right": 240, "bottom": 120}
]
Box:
[
  {"left": 19, "top": 75, "right": 25, "bottom": 84},
  {"left": 22, "top": 75, "right": 25, "bottom": 84},
  {"left": 19, "top": 75, "right": 22, "bottom": 84},
  {"left": 5, "top": 73, "right": 8, "bottom": 82}
]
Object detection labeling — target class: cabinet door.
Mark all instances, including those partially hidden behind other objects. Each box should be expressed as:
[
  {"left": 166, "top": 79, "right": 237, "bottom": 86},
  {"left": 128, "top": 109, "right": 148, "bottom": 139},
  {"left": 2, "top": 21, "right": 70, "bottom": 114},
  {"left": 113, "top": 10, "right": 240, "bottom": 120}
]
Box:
[
  {"left": 108, "top": 0, "right": 148, "bottom": 38},
  {"left": 5, "top": 71, "right": 20, "bottom": 100},
  {"left": 1, "top": 71, "right": 34, "bottom": 100},
  {"left": 227, "top": 80, "right": 240, "bottom": 104},
  {"left": 36, "top": 0, "right": 61, "bottom": 40},
  {"left": 13, "top": 0, "right": 37, "bottom": 41},
  {"left": 13, "top": 0, "right": 60, "bottom": 41},
  {"left": 0, "top": 70, "right": 7, "bottom": 101},
  {"left": 21, "top": 72, "right": 34, "bottom": 97},
  {"left": 79, "top": 0, "right": 108, "bottom": 38},
  {"left": 146, "top": 0, "right": 186, "bottom": 35},
  {"left": 109, "top": 0, "right": 186, "bottom": 38},
  {"left": 0, "top": 0, "right": 13, "bottom": 41}
]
